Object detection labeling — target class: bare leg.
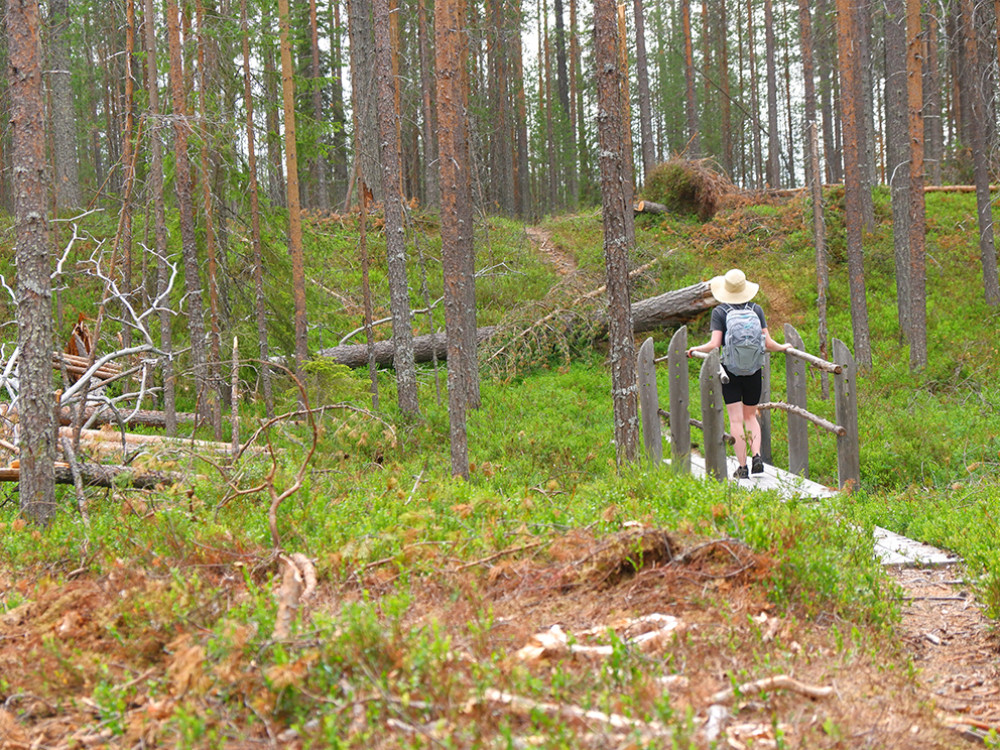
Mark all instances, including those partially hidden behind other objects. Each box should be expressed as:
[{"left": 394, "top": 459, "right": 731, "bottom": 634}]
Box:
[
  {"left": 726, "top": 402, "right": 748, "bottom": 467},
  {"left": 743, "top": 403, "right": 761, "bottom": 457}
]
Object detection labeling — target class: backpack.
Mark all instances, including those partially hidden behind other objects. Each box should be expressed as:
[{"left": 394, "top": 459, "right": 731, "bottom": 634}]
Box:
[{"left": 721, "top": 304, "right": 765, "bottom": 376}]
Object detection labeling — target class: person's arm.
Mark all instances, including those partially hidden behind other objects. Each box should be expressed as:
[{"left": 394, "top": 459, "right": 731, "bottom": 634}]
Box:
[
  {"left": 686, "top": 329, "right": 723, "bottom": 358},
  {"left": 762, "top": 327, "right": 792, "bottom": 352}
]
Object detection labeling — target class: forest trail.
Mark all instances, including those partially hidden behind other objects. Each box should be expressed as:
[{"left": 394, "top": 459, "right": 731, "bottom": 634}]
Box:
[{"left": 525, "top": 225, "right": 577, "bottom": 277}]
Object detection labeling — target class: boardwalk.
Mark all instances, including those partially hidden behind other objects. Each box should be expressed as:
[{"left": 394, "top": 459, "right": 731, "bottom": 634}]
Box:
[{"left": 681, "top": 453, "right": 958, "bottom": 567}]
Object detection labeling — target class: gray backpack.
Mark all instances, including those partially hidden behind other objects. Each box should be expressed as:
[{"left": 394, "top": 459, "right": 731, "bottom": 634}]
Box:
[{"left": 722, "top": 304, "right": 765, "bottom": 376}]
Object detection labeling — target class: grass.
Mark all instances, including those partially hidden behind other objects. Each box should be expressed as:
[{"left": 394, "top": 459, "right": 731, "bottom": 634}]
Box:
[{"left": 0, "top": 188, "right": 998, "bottom": 745}]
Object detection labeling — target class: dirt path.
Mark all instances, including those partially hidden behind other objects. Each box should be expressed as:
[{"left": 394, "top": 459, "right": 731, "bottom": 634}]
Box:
[
  {"left": 892, "top": 565, "right": 1000, "bottom": 743},
  {"left": 526, "top": 225, "right": 577, "bottom": 277}
]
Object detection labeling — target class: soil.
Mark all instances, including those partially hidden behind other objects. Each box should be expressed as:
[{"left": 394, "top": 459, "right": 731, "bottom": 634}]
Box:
[{"left": 526, "top": 225, "right": 577, "bottom": 277}]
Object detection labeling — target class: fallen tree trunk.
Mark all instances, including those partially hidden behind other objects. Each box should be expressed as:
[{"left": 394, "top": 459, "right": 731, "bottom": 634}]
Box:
[
  {"left": 56, "top": 406, "right": 197, "bottom": 429},
  {"left": 0, "top": 464, "right": 183, "bottom": 489},
  {"left": 633, "top": 200, "right": 668, "bottom": 214},
  {"left": 316, "top": 282, "right": 714, "bottom": 368}
]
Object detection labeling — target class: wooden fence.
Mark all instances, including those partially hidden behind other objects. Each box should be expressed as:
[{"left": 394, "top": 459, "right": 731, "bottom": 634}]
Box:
[{"left": 637, "top": 324, "right": 860, "bottom": 489}]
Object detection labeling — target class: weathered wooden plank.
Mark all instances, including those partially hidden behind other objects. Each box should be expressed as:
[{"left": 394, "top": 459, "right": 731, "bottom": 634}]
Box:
[
  {"left": 833, "top": 338, "right": 861, "bottom": 490},
  {"left": 637, "top": 338, "right": 662, "bottom": 467},
  {"left": 759, "top": 352, "right": 772, "bottom": 463},
  {"left": 668, "top": 327, "right": 690, "bottom": 474},
  {"left": 784, "top": 324, "right": 808, "bottom": 477},
  {"left": 700, "top": 351, "right": 726, "bottom": 481}
]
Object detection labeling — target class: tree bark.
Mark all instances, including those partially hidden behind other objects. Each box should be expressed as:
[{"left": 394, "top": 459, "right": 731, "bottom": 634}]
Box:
[
  {"left": 682, "top": 0, "right": 701, "bottom": 157},
  {"left": 308, "top": 0, "right": 329, "bottom": 210},
  {"left": 885, "top": 0, "right": 911, "bottom": 336},
  {"left": 262, "top": 7, "right": 286, "bottom": 207},
  {"left": 763, "top": 0, "right": 781, "bottom": 187},
  {"left": 374, "top": 0, "right": 420, "bottom": 415},
  {"left": 46, "top": 0, "right": 81, "bottom": 211},
  {"left": 907, "top": 0, "right": 928, "bottom": 367},
  {"left": 437, "top": 0, "right": 475, "bottom": 476},
  {"left": 595, "top": 0, "right": 639, "bottom": 466},
  {"left": 417, "top": 0, "right": 440, "bottom": 208},
  {"left": 718, "top": 0, "right": 733, "bottom": 175},
  {"left": 746, "top": 0, "right": 763, "bottom": 187},
  {"left": 836, "top": 0, "right": 872, "bottom": 368},
  {"left": 241, "top": 0, "right": 274, "bottom": 418},
  {"left": 960, "top": 0, "right": 1000, "bottom": 306},
  {"left": 923, "top": 11, "right": 943, "bottom": 185},
  {"left": 166, "top": 0, "right": 214, "bottom": 423},
  {"left": 633, "top": 0, "right": 656, "bottom": 180},
  {"left": 278, "top": 0, "right": 311, "bottom": 370},
  {"left": 8, "top": 0, "right": 56, "bottom": 524}
]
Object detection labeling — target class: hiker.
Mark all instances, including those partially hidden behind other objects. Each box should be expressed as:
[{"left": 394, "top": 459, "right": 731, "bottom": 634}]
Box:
[{"left": 685, "top": 268, "right": 792, "bottom": 479}]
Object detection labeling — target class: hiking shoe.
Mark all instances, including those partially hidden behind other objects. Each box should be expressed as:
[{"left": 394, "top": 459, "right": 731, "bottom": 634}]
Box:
[
  {"left": 751, "top": 454, "right": 764, "bottom": 474},
  {"left": 733, "top": 464, "right": 750, "bottom": 480}
]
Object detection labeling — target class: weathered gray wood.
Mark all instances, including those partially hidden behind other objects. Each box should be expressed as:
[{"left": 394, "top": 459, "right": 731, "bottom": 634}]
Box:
[
  {"left": 785, "top": 346, "right": 842, "bottom": 373},
  {"left": 700, "top": 351, "right": 726, "bottom": 481},
  {"left": 668, "top": 327, "right": 690, "bottom": 473},
  {"left": 784, "top": 324, "right": 808, "bottom": 477},
  {"left": 637, "top": 337, "right": 662, "bottom": 467},
  {"left": 757, "top": 402, "right": 844, "bottom": 435},
  {"left": 759, "top": 352, "right": 772, "bottom": 463},
  {"left": 833, "top": 338, "right": 860, "bottom": 490},
  {"left": 659, "top": 409, "right": 736, "bottom": 444},
  {"left": 0, "top": 464, "right": 183, "bottom": 489}
]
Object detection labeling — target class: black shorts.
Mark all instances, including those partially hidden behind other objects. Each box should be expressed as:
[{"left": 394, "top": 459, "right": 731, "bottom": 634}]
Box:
[{"left": 721, "top": 367, "right": 762, "bottom": 406}]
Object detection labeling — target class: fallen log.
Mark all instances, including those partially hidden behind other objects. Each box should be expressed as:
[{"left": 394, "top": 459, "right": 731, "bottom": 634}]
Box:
[
  {"left": 0, "top": 464, "right": 183, "bottom": 489},
  {"left": 56, "top": 406, "right": 197, "bottom": 429},
  {"left": 57, "top": 426, "right": 236, "bottom": 454},
  {"left": 633, "top": 200, "right": 668, "bottom": 214},
  {"left": 316, "top": 282, "right": 714, "bottom": 368}
]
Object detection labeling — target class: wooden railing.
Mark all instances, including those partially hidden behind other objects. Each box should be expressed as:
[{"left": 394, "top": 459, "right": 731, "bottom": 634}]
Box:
[{"left": 637, "top": 324, "right": 860, "bottom": 490}]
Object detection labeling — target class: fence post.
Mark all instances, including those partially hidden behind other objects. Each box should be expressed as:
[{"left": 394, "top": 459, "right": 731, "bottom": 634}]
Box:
[
  {"left": 637, "top": 337, "right": 662, "bottom": 467},
  {"left": 700, "top": 350, "right": 726, "bottom": 481},
  {"left": 833, "top": 338, "right": 860, "bottom": 490},
  {"left": 784, "top": 324, "right": 808, "bottom": 477},
  {"left": 759, "top": 352, "right": 772, "bottom": 462},
  {"left": 668, "top": 326, "right": 690, "bottom": 473}
]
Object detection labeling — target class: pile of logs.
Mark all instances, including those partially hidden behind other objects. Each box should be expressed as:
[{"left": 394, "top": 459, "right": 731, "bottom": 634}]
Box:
[{"left": 53, "top": 351, "right": 123, "bottom": 383}]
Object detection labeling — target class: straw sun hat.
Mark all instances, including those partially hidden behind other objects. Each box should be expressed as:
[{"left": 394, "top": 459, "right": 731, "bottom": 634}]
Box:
[{"left": 709, "top": 268, "right": 759, "bottom": 305}]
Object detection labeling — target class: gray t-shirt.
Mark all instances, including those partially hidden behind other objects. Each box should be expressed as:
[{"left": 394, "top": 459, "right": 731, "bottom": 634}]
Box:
[{"left": 710, "top": 302, "right": 767, "bottom": 344}]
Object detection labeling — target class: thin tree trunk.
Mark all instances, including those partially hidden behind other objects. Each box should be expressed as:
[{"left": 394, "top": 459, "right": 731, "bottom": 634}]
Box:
[
  {"left": 196, "top": 0, "right": 223, "bottom": 437},
  {"left": 374, "top": 0, "right": 420, "bottom": 415},
  {"left": 682, "top": 0, "right": 700, "bottom": 156},
  {"left": 960, "top": 0, "right": 1000, "bottom": 306},
  {"left": 816, "top": 0, "right": 840, "bottom": 182},
  {"left": 634, "top": 0, "right": 656, "bottom": 180},
  {"left": 595, "top": 0, "right": 639, "bottom": 466},
  {"left": 309, "top": 0, "right": 329, "bottom": 209},
  {"left": 763, "top": 0, "right": 781, "bottom": 187},
  {"left": 8, "top": 0, "right": 56, "bottom": 524},
  {"left": 436, "top": 0, "right": 473, "bottom": 476},
  {"left": 262, "top": 7, "right": 285, "bottom": 207},
  {"left": 241, "top": 0, "right": 274, "bottom": 418},
  {"left": 924, "top": 10, "right": 943, "bottom": 184},
  {"left": 166, "top": 0, "right": 213, "bottom": 423},
  {"left": 836, "top": 0, "right": 872, "bottom": 368},
  {"left": 747, "top": 0, "right": 763, "bottom": 187},
  {"left": 418, "top": 0, "right": 440, "bottom": 208},
  {"left": 886, "top": 0, "right": 911, "bottom": 336},
  {"left": 143, "top": 0, "right": 176, "bottom": 435},
  {"left": 118, "top": 0, "right": 138, "bottom": 356},
  {"left": 554, "top": 0, "right": 570, "bottom": 115},
  {"left": 278, "top": 0, "right": 311, "bottom": 369},
  {"left": 329, "top": 0, "right": 349, "bottom": 205},
  {"left": 514, "top": 0, "right": 532, "bottom": 218},
  {"left": 47, "top": 0, "right": 81, "bottom": 211},
  {"left": 719, "top": 0, "right": 733, "bottom": 175},
  {"left": 907, "top": 0, "right": 928, "bottom": 367}
]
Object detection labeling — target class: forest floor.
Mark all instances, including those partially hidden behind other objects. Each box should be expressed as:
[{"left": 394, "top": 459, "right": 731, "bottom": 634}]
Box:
[{"left": 0, "top": 529, "right": 997, "bottom": 747}]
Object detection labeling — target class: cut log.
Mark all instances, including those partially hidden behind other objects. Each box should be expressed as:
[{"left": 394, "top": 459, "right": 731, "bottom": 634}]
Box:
[
  {"left": 633, "top": 200, "right": 668, "bottom": 214},
  {"left": 0, "top": 464, "right": 183, "bottom": 489},
  {"left": 56, "top": 406, "right": 196, "bottom": 429},
  {"left": 317, "top": 282, "right": 715, "bottom": 369}
]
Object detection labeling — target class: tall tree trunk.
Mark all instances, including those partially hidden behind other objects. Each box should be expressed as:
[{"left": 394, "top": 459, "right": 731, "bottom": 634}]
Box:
[
  {"left": 747, "top": 0, "right": 763, "bottom": 187},
  {"left": 960, "top": 0, "right": 1000, "bottom": 306},
  {"left": 885, "top": 0, "right": 911, "bottom": 336},
  {"left": 907, "top": 0, "right": 928, "bottom": 367},
  {"left": 763, "top": 0, "right": 781, "bottom": 187},
  {"left": 241, "top": 0, "right": 274, "bottom": 418},
  {"left": 278, "top": 0, "right": 311, "bottom": 369},
  {"left": 487, "top": 0, "right": 515, "bottom": 214},
  {"left": 923, "top": 10, "right": 943, "bottom": 184},
  {"left": 47, "top": 0, "right": 81, "bottom": 211},
  {"left": 196, "top": 0, "right": 223, "bottom": 437},
  {"left": 166, "top": 0, "right": 213, "bottom": 423},
  {"left": 634, "top": 0, "right": 656, "bottom": 180},
  {"left": 436, "top": 0, "right": 475, "bottom": 476},
  {"left": 836, "top": 0, "right": 872, "bottom": 368},
  {"left": 797, "top": 0, "right": 828, "bottom": 368},
  {"left": 682, "top": 0, "right": 700, "bottom": 156},
  {"left": 856, "top": 0, "right": 876, "bottom": 229},
  {"left": 143, "top": 0, "right": 176, "bottom": 435},
  {"left": 329, "top": 0, "right": 349, "bottom": 206},
  {"left": 719, "top": 0, "right": 733, "bottom": 175},
  {"left": 374, "top": 0, "right": 420, "bottom": 415},
  {"left": 118, "top": 0, "right": 138, "bottom": 356},
  {"left": 514, "top": 0, "right": 532, "bottom": 218},
  {"left": 570, "top": 0, "right": 587, "bottom": 202},
  {"left": 8, "top": 0, "right": 56, "bottom": 524},
  {"left": 309, "top": 0, "right": 329, "bottom": 209},
  {"left": 349, "top": 0, "right": 381, "bottom": 201},
  {"left": 262, "top": 7, "right": 286, "bottom": 207},
  {"left": 594, "top": 0, "right": 639, "bottom": 466},
  {"left": 554, "top": 0, "right": 570, "bottom": 116},
  {"left": 815, "top": 0, "right": 841, "bottom": 182},
  {"left": 418, "top": 0, "right": 440, "bottom": 208}
]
